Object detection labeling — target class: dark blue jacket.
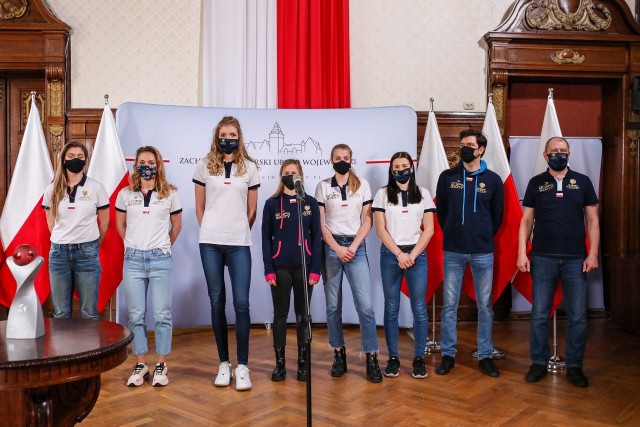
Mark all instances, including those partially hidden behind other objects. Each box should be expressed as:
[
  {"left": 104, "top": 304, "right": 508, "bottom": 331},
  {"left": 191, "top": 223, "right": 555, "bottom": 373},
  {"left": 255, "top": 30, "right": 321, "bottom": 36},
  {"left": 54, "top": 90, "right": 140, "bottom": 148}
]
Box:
[
  {"left": 436, "top": 161, "right": 504, "bottom": 253},
  {"left": 261, "top": 192, "right": 322, "bottom": 279}
]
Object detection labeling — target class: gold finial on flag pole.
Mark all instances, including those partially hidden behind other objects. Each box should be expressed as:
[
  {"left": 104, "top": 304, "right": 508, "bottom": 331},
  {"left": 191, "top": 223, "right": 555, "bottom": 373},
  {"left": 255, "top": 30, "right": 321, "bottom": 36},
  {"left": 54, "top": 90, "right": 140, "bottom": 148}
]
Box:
[
  {"left": 548, "top": 88, "right": 554, "bottom": 100},
  {"left": 104, "top": 94, "right": 109, "bottom": 105},
  {"left": 30, "top": 91, "right": 36, "bottom": 103},
  {"left": 429, "top": 98, "right": 434, "bottom": 112}
]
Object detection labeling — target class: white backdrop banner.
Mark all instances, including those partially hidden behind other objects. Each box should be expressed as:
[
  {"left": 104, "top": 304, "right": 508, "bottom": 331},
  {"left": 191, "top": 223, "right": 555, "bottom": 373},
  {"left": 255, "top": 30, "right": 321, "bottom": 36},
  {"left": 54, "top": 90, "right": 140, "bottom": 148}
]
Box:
[
  {"left": 115, "top": 104, "right": 418, "bottom": 328},
  {"left": 509, "top": 137, "right": 604, "bottom": 312}
]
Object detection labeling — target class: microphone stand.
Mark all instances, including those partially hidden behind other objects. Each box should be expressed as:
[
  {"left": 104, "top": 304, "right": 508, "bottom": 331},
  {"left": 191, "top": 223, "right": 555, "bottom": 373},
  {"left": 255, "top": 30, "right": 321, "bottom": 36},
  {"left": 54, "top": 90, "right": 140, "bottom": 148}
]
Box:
[{"left": 295, "top": 184, "right": 313, "bottom": 427}]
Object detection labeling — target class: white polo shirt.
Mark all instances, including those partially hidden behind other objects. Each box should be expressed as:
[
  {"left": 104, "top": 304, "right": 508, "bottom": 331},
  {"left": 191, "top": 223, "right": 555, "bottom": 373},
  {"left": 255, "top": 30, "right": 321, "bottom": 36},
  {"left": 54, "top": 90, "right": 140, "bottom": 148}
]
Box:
[
  {"left": 314, "top": 176, "right": 373, "bottom": 236},
  {"left": 42, "top": 175, "right": 110, "bottom": 244},
  {"left": 193, "top": 159, "right": 260, "bottom": 246},
  {"left": 372, "top": 186, "right": 436, "bottom": 246},
  {"left": 115, "top": 187, "right": 182, "bottom": 252}
]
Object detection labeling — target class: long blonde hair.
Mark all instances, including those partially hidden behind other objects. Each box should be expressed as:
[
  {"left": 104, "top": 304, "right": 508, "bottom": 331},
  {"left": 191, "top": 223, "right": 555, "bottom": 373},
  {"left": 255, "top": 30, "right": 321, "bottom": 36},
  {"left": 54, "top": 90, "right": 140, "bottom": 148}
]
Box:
[
  {"left": 129, "top": 146, "right": 176, "bottom": 199},
  {"left": 331, "top": 143, "right": 361, "bottom": 194},
  {"left": 271, "top": 159, "right": 303, "bottom": 198},
  {"left": 50, "top": 141, "right": 88, "bottom": 220},
  {"left": 206, "top": 116, "right": 255, "bottom": 176}
]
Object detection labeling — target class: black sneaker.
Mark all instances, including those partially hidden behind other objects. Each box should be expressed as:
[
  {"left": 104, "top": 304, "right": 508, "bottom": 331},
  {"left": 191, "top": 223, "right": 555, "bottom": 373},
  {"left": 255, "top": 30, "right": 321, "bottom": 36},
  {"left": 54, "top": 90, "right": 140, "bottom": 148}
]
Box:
[
  {"left": 384, "top": 356, "right": 400, "bottom": 377},
  {"left": 411, "top": 357, "right": 427, "bottom": 379},
  {"left": 478, "top": 358, "right": 499, "bottom": 377},
  {"left": 330, "top": 346, "right": 347, "bottom": 377},
  {"left": 436, "top": 355, "right": 455, "bottom": 375},
  {"left": 365, "top": 352, "right": 383, "bottom": 383},
  {"left": 566, "top": 367, "right": 589, "bottom": 388},
  {"left": 525, "top": 364, "right": 548, "bottom": 383}
]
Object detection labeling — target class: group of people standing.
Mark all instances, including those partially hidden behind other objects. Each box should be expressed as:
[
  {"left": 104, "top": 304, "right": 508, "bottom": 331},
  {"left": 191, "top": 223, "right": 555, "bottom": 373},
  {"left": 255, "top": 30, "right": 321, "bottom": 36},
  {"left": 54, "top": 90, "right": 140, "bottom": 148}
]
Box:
[{"left": 41, "top": 115, "right": 599, "bottom": 391}]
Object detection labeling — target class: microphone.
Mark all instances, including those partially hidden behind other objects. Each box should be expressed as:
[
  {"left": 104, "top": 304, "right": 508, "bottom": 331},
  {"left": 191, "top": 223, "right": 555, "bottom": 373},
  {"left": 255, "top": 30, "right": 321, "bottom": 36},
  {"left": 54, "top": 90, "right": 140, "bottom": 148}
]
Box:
[{"left": 293, "top": 174, "right": 305, "bottom": 198}]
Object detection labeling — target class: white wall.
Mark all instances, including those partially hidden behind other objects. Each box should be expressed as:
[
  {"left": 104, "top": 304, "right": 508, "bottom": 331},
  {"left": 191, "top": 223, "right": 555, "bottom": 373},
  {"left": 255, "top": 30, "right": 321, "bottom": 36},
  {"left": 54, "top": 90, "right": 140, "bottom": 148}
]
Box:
[{"left": 48, "top": 0, "right": 636, "bottom": 110}]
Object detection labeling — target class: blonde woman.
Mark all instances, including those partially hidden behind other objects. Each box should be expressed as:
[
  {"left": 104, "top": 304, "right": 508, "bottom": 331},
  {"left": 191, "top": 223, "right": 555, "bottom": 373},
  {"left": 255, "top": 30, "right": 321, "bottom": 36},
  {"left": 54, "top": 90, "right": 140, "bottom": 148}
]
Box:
[
  {"left": 193, "top": 116, "right": 260, "bottom": 391},
  {"left": 314, "top": 144, "right": 382, "bottom": 383},
  {"left": 261, "top": 159, "right": 322, "bottom": 382},
  {"left": 116, "top": 146, "right": 182, "bottom": 387},
  {"left": 42, "top": 141, "right": 109, "bottom": 320}
]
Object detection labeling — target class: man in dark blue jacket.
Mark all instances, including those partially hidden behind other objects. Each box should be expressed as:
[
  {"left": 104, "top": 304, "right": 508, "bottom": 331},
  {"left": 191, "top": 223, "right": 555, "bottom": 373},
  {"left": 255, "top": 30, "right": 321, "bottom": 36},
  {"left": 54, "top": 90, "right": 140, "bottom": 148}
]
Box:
[{"left": 435, "top": 129, "right": 504, "bottom": 378}]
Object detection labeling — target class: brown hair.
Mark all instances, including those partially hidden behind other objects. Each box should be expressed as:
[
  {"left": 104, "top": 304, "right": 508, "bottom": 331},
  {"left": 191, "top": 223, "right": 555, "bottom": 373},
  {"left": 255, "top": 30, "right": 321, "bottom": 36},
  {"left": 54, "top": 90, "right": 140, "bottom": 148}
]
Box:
[
  {"left": 129, "top": 146, "right": 176, "bottom": 199},
  {"left": 206, "top": 116, "right": 255, "bottom": 176},
  {"left": 50, "top": 141, "right": 88, "bottom": 220},
  {"left": 271, "top": 159, "right": 303, "bottom": 198},
  {"left": 331, "top": 143, "right": 361, "bottom": 194}
]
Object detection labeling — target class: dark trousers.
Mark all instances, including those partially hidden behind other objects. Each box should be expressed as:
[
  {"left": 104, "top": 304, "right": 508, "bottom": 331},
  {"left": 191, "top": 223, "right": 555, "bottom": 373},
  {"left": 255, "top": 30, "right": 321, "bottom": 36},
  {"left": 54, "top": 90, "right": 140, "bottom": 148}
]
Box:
[{"left": 270, "top": 266, "right": 313, "bottom": 348}]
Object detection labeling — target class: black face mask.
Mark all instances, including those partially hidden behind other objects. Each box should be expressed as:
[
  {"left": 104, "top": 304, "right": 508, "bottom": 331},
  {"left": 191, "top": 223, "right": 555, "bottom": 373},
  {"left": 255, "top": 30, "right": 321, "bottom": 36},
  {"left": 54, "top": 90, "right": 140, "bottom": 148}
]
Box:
[
  {"left": 460, "top": 146, "right": 478, "bottom": 164},
  {"left": 217, "top": 138, "right": 239, "bottom": 154},
  {"left": 281, "top": 174, "right": 295, "bottom": 191},
  {"left": 547, "top": 152, "right": 569, "bottom": 171},
  {"left": 333, "top": 160, "right": 351, "bottom": 175},
  {"left": 392, "top": 167, "right": 412, "bottom": 184},
  {"left": 64, "top": 157, "right": 86, "bottom": 173}
]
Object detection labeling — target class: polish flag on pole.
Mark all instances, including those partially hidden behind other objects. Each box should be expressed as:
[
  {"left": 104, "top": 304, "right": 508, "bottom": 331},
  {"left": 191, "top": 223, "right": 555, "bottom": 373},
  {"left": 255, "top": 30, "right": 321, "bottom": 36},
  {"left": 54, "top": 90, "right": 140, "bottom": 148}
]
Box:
[
  {"left": 460, "top": 96, "right": 521, "bottom": 303},
  {"left": 87, "top": 99, "right": 129, "bottom": 313},
  {"left": 512, "top": 88, "right": 564, "bottom": 312},
  {"left": 414, "top": 104, "right": 450, "bottom": 302},
  {"left": 0, "top": 94, "right": 54, "bottom": 307}
]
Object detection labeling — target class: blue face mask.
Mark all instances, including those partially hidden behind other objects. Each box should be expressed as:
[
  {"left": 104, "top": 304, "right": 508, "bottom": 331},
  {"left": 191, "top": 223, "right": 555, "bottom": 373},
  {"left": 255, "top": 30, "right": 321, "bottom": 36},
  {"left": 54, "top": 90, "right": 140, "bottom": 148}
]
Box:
[
  {"left": 137, "top": 165, "right": 157, "bottom": 180},
  {"left": 547, "top": 152, "right": 568, "bottom": 171},
  {"left": 218, "top": 138, "right": 239, "bottom": 154},
  {"left": 392, "top": 167, "right": 412, "bottom": 184}
]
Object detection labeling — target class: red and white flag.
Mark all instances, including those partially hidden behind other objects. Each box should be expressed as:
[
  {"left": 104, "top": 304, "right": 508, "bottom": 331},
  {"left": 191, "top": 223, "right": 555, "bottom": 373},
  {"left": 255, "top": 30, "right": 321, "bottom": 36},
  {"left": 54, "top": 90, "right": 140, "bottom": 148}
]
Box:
[
  {"left": 0, "top": 98, "right": 54, "bottom": 307},
  {"left": 460, "top": 98, "right": 521, "bottom": 303},
  {"left": 413, "top": 110, "right": 449, "bottom": 303},
  {"left": 512, "top": 92, "right": 564, "bottom": 312},
  {"left": 87, "top": 104, "right": 129, "bottom": 313}
]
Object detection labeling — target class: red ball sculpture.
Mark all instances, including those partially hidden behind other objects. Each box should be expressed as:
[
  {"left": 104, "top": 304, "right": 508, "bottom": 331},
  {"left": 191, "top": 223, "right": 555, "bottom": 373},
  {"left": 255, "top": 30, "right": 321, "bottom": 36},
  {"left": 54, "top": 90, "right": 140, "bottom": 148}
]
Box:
[{"left": 12, "top": 244, "right": 38, "bottom": 266}]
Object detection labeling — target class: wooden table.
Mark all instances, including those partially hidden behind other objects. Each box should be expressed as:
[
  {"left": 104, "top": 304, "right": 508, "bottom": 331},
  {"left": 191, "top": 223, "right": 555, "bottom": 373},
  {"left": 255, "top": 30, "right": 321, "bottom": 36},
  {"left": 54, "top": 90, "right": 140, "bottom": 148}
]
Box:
[{"left": 0, "top": 318, "right": 132, "bottom": 426}]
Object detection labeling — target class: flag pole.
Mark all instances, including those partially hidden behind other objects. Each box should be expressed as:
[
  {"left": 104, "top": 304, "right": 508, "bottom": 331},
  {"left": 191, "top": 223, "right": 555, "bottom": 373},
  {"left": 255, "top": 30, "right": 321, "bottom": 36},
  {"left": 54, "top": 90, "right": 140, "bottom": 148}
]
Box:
[
  {"left": 548, "top": 312, "right": 566, "bottom": 372},
  {"left": 548, "top": 87, "right": 554, "bottom": 99},
  {"left": 104, "top": 94, "right": 109, "bottom": 105},
  {"left": 429, "top": 97, "right": 434, "bottom": 112},
  {"left": 31, "top": 91, "right": 36, "bottom": 103}
]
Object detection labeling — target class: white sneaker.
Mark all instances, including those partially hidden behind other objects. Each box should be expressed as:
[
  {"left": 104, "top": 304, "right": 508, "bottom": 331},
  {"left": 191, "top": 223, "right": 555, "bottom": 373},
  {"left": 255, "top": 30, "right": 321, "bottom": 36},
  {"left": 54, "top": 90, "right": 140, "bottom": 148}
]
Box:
[
  {"left": 127, "top": 363, "right": 149, "bottom": 387},
  {"left": 152, "top": 363, "right": 169, "bottom": 387},
  {"left": 214, "top": 361, "right": 232, "bottom": 387},
  {"left": 235, "top": 364, "right": 252, "bottom": 391}
]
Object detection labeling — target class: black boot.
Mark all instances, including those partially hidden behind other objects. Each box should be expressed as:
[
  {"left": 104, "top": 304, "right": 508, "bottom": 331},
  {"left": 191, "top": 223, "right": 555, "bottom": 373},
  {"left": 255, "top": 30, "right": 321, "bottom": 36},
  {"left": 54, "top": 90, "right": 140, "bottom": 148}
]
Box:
[
  {"left": 330, "top": 346, "right": 347, "bottom": 377},
  {"left": 297, "top": 346, "right": 308, "bottom": 381},
  {"left": 366, "top": 352, "right": 383, "bottom": 383},
  {"left": 271, "top": 347, "right": 286, "bottom": 382}
]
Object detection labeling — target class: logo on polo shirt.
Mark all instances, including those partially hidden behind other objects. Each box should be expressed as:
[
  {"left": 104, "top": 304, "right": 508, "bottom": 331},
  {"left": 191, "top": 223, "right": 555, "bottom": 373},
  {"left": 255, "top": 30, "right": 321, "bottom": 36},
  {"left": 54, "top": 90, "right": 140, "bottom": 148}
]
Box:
[
  {"left": 326, "top": 193, "right": 341, "bottom": 200},
  {"left": 450, "top": 180, "right": 464, "bottom": 190},
  {"left": 566, "top": 179, "right": 580, "bottom": 190},
  {"left": 477, "top": 182, "right": 487, "bottom": 194},
  {"left": 128, "top": 199, "right": 143, "bottom": 207},
  {"left": 538, "top": 182, "right": 554, "bottom": 192},
  {"left": 78, "top": 190, "right": 92, "bottom": 201},
  {"left": 275, "top": 212, "right": 291, "bottom": 220}
]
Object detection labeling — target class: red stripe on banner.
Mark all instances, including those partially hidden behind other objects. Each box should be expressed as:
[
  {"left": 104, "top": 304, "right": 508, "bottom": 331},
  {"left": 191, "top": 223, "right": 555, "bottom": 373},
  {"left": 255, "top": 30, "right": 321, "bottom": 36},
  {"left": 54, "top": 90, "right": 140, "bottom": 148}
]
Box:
[
  {"left": 365, "top": 159, "right": 418, "bottom": 165},
  {"left": 0, "top": 198, "right": 51, "bottom": 308},
  {"left": 277, "top": 0, "right": 350, "bottom": 108},
  {"left": 96, "top": 174, "right": 129, "bottom": 312},
  {"left": 125, "top": 157, "right": 170, "bottom": 163}
]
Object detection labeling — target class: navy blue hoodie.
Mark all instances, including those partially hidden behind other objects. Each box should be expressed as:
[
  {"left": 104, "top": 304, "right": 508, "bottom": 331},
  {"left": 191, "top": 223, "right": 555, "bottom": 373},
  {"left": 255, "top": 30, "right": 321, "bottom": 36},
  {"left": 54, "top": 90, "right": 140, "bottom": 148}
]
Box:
[
  {"left": 261, "top": 192, "right": 322, "bottom": 280},
  {"left": 436, "top": 160, "right": 504, "bottom": 253}
]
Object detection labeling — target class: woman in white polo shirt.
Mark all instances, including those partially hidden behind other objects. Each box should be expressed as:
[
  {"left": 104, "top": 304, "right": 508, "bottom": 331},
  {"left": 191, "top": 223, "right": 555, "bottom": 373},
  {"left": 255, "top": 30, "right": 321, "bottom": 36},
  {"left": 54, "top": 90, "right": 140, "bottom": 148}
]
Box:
[
  {"left": 115, "top": 146, "right": 182, "bottom": 387},
  {"left": 43, "top": 141, "right": 110, "bottom": 320},
  {"left": 372, "top": 151, "right": 435, "bottom": 379},
  {"left": 193, "top": 116, "right": 260, "bottom": 391},
  {"left": 314, "top": 143, "right": 382, "bottom": 384}
]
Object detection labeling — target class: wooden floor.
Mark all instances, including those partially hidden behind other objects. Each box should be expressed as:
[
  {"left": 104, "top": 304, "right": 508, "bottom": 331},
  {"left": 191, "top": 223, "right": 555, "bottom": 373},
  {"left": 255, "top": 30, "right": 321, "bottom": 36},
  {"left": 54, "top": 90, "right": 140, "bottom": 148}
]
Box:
[{"left": 85, "top": 318, "right": 640, "bottom": 426}]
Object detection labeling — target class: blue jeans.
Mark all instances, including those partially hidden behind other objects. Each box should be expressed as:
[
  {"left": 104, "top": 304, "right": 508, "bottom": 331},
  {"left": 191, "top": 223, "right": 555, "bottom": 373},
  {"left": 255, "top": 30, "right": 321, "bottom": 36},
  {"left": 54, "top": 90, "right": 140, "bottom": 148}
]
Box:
[
  {"left": 380, "top": 245, "right": 428, "bottom": 358},
  {"left": 123, "top": 248, "right": 174, "bottom": 356},
  {"left": 199, "top": 244, "right": 251, "bottom": 365},
  {"left": 324, "top": 241, "right": 379, "bottom": 353},
  {"left": 440, "top": 251, "right": 494, "bottom": 360},
  {"left": 49, "top": 239, "right": 101, "bottom": 320},
  {"left": 530, "top": 255, "right": 587, "bottom": 368}
]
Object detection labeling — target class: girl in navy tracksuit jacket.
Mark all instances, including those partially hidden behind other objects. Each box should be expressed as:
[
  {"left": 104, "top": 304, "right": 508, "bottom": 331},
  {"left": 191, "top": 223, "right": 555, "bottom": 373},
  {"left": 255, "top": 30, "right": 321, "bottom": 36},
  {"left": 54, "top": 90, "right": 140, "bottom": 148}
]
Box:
[{"left": 261, "top": 159, "right": 322, "bottom": 382}]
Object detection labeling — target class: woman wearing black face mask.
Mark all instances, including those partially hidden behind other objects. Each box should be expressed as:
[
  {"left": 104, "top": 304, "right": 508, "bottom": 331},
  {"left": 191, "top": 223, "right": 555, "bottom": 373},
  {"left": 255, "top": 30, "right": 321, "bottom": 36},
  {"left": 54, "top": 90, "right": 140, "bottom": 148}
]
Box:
[
  {"left": 261, "top": 159, "right": 322, "bottom": 382},
  {"left": 193, "top": 116, "right": 260, "bottom": 391},
  {"left": 372, "top": 152, "right": 435, "bottom": 379},
  {"left": 116, "top": 146, "right": 182, "bottom": 387},
  {"left": 42, "top": 141, "right": 110, "bottom": 320}
]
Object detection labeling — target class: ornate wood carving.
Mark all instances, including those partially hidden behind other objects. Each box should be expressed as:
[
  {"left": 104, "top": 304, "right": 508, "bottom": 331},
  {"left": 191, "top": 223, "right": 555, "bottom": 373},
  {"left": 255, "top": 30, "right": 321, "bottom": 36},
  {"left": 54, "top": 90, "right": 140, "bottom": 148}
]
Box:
[
  {"left": 0, "top": 0, "right": 27, "bottom": 20},
  {"left": 526, "top": 0, "right": 612, "bottom": 31},
  {"left": 551, "top": 48, "right": 586, "bottom": 63}
]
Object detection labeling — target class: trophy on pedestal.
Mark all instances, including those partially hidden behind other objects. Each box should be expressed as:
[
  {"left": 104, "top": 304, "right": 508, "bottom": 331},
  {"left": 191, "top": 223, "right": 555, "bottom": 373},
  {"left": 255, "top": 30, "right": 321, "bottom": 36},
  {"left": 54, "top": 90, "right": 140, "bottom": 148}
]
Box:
[{"left": 6, "top": 244, "right": 45, "bottom": 339}]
